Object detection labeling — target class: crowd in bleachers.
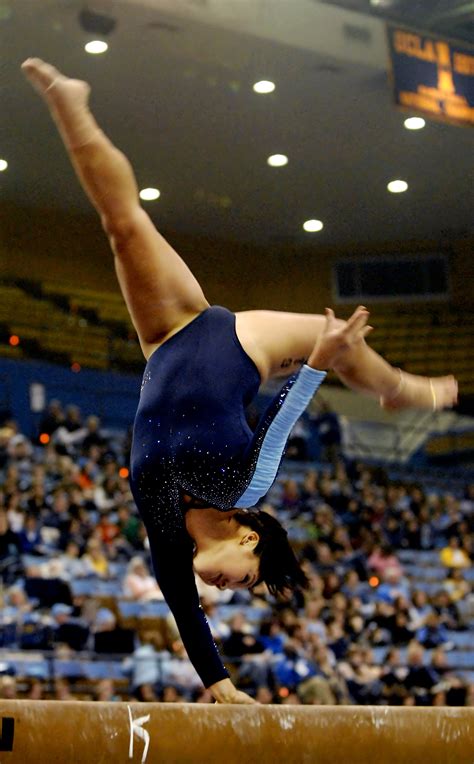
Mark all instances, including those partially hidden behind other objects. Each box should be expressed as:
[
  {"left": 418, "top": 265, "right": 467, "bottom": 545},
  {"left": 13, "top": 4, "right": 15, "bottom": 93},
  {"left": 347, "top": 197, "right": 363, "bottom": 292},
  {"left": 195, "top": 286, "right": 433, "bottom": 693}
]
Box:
[{"left": 0, "top": 399, "right": 473, "bottom": 706}]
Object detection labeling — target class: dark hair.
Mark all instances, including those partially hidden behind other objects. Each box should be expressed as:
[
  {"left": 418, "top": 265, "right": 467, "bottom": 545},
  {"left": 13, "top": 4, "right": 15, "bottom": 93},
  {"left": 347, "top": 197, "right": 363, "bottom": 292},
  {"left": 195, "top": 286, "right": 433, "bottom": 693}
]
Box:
[{"left": 233, "top": 509, "right": 310, "bottom": 597}]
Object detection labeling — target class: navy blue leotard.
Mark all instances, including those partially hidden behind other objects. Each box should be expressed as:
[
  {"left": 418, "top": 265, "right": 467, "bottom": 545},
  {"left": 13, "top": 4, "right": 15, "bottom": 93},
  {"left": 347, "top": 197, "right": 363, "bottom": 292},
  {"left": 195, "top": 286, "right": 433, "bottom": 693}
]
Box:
[{"left": 130, "top": 305, "right": 325, "bottom": 688}]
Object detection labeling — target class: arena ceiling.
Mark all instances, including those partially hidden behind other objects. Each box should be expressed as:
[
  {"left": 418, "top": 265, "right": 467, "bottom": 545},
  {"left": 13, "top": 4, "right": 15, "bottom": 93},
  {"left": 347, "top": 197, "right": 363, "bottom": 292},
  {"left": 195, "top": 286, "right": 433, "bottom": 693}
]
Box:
[{"left": 0, "top": 0, "right": 473, "bottom": 248}]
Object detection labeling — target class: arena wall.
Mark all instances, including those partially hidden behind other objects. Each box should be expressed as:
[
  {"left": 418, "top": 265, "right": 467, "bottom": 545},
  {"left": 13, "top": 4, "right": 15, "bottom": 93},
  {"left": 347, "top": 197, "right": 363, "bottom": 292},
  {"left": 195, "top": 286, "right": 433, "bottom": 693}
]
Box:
[{"left": 2, "top": 203, "right": 473, "bottom": 312}]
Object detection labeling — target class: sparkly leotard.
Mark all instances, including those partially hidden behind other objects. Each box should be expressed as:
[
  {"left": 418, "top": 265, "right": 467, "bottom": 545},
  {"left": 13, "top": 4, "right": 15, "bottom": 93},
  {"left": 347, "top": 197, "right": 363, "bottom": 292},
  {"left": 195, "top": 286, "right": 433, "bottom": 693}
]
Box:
[{"left": 130, "top": 305, "right": 325, "bottom": 688}]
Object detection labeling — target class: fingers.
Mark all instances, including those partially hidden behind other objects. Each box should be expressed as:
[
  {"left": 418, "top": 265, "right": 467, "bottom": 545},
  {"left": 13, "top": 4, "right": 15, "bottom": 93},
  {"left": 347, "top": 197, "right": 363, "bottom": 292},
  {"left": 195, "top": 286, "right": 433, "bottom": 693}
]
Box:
[
  {"left": 344, "top": 306, "right": 370, "bottom": 340},
  {"left": 324, "top": 307, "right": 336, "bottom": 331}
]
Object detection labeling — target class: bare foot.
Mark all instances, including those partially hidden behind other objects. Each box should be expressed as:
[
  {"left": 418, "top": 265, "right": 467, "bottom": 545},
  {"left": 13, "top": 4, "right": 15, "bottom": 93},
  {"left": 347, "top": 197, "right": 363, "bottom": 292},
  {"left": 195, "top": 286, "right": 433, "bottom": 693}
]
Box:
[
  {"left": 22, "top": 58, "right": 90, "bottom": 111},
  {"left": 381, "top": 373, "right": 458, "bottom": 411}
]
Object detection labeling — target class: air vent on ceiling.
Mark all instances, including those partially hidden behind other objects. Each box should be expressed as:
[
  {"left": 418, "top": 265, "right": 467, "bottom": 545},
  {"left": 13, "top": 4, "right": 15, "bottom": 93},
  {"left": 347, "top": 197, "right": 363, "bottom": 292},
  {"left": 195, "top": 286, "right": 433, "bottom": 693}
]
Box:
[{"left": 343, "top": 22, "right": 373, "bottom": 44}]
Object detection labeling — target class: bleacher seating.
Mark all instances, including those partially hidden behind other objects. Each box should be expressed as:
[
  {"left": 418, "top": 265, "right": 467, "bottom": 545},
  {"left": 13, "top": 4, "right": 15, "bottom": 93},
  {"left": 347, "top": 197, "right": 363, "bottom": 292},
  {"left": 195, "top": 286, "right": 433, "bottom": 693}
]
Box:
[{"left": 2, "top": 279, "right": 474, "bottom": 391}]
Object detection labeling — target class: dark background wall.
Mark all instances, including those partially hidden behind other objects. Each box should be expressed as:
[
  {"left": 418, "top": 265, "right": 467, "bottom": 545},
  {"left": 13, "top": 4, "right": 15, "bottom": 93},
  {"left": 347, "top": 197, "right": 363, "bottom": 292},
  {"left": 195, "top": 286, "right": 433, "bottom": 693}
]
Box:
[{"left": 2, "top": 202, "right": 473, "bottom": 313}]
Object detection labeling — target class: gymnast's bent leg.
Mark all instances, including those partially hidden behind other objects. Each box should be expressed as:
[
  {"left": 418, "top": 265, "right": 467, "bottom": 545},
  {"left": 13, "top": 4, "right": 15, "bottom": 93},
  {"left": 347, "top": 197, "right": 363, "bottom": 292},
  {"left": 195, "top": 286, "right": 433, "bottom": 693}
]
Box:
[
  {"left": 235, "top": 308, "right": 458, "bottom": 410},
  {"left": 21, "top": 58, "right": 209, "bottom": 358}
]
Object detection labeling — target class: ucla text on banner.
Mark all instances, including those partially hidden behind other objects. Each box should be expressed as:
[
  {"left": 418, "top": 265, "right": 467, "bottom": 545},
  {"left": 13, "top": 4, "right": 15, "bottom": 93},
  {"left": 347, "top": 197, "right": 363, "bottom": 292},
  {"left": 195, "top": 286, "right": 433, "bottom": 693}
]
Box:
[{"left": 388, "top": 26, "right": 474, "bottom": 128}]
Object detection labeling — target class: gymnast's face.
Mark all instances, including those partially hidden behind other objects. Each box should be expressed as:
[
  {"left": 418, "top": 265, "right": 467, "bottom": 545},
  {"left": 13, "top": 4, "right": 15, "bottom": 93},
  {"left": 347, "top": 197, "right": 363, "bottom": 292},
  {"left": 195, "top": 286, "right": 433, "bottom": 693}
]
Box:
[{"left": 194, "top": 531, "right": 260, "bottom": 590}]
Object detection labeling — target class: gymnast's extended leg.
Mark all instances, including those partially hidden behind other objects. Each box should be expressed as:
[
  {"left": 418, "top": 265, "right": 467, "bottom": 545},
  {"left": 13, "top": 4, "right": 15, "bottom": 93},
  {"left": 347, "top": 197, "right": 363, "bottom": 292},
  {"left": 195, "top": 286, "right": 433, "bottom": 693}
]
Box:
[{"left": 21, "top": 58, "right": 208, "bottom": 358}]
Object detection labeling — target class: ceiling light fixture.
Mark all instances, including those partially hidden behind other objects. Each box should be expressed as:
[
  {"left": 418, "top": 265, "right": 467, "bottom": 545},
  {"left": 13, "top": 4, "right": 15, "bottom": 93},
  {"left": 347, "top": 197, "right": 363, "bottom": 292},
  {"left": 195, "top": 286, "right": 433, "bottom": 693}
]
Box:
[
  {"left": 303, "top": 219, "right": 324, "bottom": 233},
  {"left": 253, "top": 80, "right": 275, "bottom": 94},
  {"left": 404, "top": 117, "right": 426, "bottom": 131},
  {"left": 0, "top": 159, "right": 8, "bottom": 171},
  {"left": 387, "top": 180, "right": 408, "bottom": 193},
  {"left": 139, "top": 188, "right": 161, "bottom": 201},
  {"left": 267, "top": 154, "right": 288, "bottom": 167},
  {"left": 85, "top": 40, "right": 108, "bottom": 55}
]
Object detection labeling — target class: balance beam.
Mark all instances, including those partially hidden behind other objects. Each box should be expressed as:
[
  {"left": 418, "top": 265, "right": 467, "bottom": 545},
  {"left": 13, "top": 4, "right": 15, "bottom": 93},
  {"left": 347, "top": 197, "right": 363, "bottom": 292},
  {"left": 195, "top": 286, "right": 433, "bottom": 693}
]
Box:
[{"left": 0, "top": 701, "right": 473, "bottom": 763}]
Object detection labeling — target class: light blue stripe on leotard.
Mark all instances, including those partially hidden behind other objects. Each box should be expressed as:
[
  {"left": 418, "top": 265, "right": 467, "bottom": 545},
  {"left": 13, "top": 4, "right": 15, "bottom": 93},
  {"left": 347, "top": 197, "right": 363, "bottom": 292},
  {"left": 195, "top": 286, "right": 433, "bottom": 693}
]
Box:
[{"left": 235, "top": 365, "right": 326, "bottom": 508}]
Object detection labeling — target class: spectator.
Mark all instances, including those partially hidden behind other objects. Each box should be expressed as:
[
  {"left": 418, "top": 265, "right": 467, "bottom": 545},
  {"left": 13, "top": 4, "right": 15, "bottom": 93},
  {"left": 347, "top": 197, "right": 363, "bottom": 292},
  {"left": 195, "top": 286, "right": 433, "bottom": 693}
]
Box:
[
  {"left": 440, "top": 537, "right": 471, "bottom": 569},
  {"left": 117, "top": 505, "right": 141, "bottom": 548},
  {"left": 162, "top": 685, "right": 186, "bottom": 703},
  {"left": 409, "top": 590, "right": 433, "bottom": 631},
  {"left": 38, "top": 399, "right": 64, "bottom": 437},
  {"left": 94, "top": 678, "right": 121, "bottom": 702},
  {"left": 82, "top": 416, "right": 108, "bottom": 454},
  {"left": 368, "top": 543, "right": 403, "bottom": 583},
  {"left": 123, "top": 633, "right": 161, "bottom": 692},
  {"left": 51, "top": 602, "right": 89, "bottom": 651},
  {"left": 404, "top": 641, "right": 440, "bottom": 706},
  {"left": 4, "top": 585, "right": 33, "bottom": 617},
  {"left": 93, "top": 608, "right": 135, "bottom": 654},
  {"left": 201, "top": 599, "right": 231, "bottom": 643},
  {"left": 92, "top": 475, "right": 120, "bottom": 512},
  {"left": 285, "top": 417, "right": 310, "bottom": 461},
  {"left": 54, "top": 677, "right": 74, "bottom": 701},
  {"left": 97, "top": 511, "right": 120, "bottom": 547},
  {"left": 223, "top": 613, "right": 271, "bottom": 692},
  {"left": 298, "top": 675, "right": 336, "bottom": 705},
  {"left": 57, "top": 541, "right": 87, "bottom": 581},
  {"left": 431, "top": 591, "right": 461, "bottom": 631},
  {"left": 0, "top": 675, "right": 17, "bottom": 699},
  {"left": 134, "top": 683, "right": 158, "bottom": 702},
  {"left": 444, "top": 569, "right": 470, "bottom": 603},
  {"left": 0, "top": 508, "right": 22, "bottom": 584},
  {"left": 313, "top": 400, "right": 342, "bottom": 467},
  {"left": 416, "top": 613, "right": 450, "bottom": 649},
  {"left": 18, "top": 514, "right": 44, "bottom": 555},
  {"left": 380, "top": 647, "right": 408, "bottom": 705},
  {"left": 82, "top": 538, "right": 109, "bottom": 578},
  {"left": 123, "top": 557, "right": 163, "bottom": 601},
  {"left": 26, "top": 678, "right": 45, "bottom": 700},
  {"left": 255, "top": 685, "right": 274, "bottom": 704}
]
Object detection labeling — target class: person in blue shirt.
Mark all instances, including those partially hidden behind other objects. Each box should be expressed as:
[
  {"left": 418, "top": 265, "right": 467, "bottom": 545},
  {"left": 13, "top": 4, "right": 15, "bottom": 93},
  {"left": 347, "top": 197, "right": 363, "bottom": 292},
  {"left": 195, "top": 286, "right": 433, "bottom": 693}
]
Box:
[{"left": 22, "top": 59, "right": 458, "bottom": 704}]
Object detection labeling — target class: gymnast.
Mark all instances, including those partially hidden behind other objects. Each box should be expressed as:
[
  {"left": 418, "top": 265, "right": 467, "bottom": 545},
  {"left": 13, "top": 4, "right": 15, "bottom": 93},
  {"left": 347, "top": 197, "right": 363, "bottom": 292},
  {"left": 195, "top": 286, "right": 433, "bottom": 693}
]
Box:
[{"left": 22, "top": 59, "right": 458, "bottom": 705}]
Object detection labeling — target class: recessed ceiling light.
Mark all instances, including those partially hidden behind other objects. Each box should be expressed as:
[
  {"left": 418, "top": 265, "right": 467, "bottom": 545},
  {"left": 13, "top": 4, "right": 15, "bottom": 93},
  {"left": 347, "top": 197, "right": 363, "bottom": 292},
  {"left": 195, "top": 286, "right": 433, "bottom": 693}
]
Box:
[
  {"left": 85, "top": 40, "right": 108, "bottom": 55},
  {"left": 139, "top": 188, "right": 161, "bottom": 201},
  {"left": 303, "top": 219, "right": 324, "bottom": 233},
  {"left": 253, "top": 80, "right": 275, "bottom": 94},
  {"left": 0, "top": 159, "right": 8, "bottom": 172},
  {"left": 267, "top": 154, "right": 288, "bottom": 167},
  {"left": 404, "top": 117, "right": 426, "bottom": 130},
  {"left": 387, "top": 180, "right": 408, "bottom": 194}
]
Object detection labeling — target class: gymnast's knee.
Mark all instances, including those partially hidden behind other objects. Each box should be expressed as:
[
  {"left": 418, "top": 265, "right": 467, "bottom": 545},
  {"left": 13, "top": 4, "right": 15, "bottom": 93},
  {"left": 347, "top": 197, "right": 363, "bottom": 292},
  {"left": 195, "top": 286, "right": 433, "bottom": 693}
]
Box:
[{"left": 101, "top": 208, "right": 143, "bottom": 251}]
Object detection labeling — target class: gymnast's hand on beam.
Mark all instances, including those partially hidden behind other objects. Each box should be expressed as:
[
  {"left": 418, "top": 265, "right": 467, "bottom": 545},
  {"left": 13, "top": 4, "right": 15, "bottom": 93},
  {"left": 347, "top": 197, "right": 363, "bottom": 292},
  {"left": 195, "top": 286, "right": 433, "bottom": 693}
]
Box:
[
  {"left": 307, "top": 305, "right": 373, "bottom": 371},
  {"left": 210, "top": 678, "right": 258, "bottom": 704}
]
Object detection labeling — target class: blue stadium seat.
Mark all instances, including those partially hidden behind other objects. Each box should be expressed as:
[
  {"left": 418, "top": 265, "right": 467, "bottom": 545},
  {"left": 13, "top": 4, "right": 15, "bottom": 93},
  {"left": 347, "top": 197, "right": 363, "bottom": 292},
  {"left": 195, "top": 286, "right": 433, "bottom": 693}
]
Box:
[
  {"left": 444, "top": 631, "right": 474, "bottom": 649},
  {"left": 83, "top": 661, "right": 127, "bottom": 680},
  {"left": 8, "top": 658, "right": 49, "bottom": 679},
  {"left": 138, "top": 601, "right": 170, "bottom": 617},
  {"left": 445, "top": 651, "right": 474, "bottom": 668},
  {"left": 53, "top": 659, "right": 86, "bottom": 678},
  {"left": 70, "top": 579, "right": 122, "bottom": 597}
]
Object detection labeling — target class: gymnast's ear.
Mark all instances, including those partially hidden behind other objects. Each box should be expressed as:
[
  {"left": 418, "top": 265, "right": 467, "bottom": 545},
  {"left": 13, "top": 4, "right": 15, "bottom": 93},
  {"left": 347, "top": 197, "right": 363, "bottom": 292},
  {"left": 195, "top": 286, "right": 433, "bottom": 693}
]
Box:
[{"left": 239, "top": 530, "right": 259, "bottom": 548}]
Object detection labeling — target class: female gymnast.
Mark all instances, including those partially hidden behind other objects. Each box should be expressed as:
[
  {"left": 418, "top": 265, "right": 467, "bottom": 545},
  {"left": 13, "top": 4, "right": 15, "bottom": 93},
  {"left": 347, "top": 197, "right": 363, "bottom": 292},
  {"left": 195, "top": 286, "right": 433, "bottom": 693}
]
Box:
[{"left": 22, "top": 59, "right": 458, "bottom": 705}]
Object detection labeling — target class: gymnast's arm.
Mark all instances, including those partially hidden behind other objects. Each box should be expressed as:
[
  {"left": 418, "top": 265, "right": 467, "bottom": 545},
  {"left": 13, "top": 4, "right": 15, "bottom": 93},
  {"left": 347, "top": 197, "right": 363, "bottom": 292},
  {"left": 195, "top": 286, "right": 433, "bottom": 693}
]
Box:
[{"left": 147, "top": 527, "right": 256, "bottom": 703}]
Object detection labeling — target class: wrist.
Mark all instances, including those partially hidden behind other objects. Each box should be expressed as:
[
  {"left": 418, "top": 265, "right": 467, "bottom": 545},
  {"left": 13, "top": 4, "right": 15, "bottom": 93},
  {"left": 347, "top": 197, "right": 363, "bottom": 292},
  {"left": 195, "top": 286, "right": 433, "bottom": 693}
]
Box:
[{"left": 209, "top": 678, "right": 236, "bottom": 702}]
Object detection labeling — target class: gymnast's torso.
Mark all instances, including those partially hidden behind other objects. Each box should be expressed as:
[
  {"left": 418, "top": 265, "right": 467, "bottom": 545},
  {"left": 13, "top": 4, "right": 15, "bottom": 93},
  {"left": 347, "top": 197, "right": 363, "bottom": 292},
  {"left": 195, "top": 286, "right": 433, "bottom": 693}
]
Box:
[
  {"left": 129, "top": 305, "right": 325, "bottom": 688},
  {"left": 130, "top": 305, "right": 262, "bottom": 526}
]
